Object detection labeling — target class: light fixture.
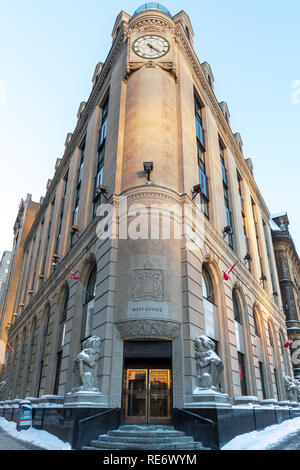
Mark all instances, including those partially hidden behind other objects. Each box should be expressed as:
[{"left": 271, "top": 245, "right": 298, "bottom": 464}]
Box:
[
  {"left": 192, "top": 184, "right": 202, "bottom": 200},
  {"left": 143, "top": 162, "right": 153, "bottom": 182},
  {"left": 93, "top": 185, "right": 108, "bottom": 202},
  {"left": 244, "top": 253, "right": 252, "bottom": 262},
  {"left": 223, "top": 226, "right": 232, "bottom": 239},
  {"left": 272, "top": 291, "right": 278, "bottom": 298},
  {"left": 259, "top": 274, "right": 267, "bottom": 285}
]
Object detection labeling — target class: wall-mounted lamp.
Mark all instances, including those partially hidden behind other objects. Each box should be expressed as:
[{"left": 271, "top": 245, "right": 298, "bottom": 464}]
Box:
[
  {"left": 223, "top": 226, "right": 232, "bottom": 239},
  {"left": 143, "top": 162, "right": 153, "bottom": 182},
  {"left": 192, "top": 184, "right": 202, "bottom": 200},
  {"left": 93, "top": 185, "right": 108, "bottom": 202},
  {"left": 259, "top": 274, "right": 267, "bottom": 285},
  {"left": 52, "top": 254, "right": 59, "bottom": 267}
]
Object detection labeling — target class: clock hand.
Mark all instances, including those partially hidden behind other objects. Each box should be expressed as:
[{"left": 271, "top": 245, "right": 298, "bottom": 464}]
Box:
[{"left": 147, "top": 43, "right": 160, "bottom": 53}]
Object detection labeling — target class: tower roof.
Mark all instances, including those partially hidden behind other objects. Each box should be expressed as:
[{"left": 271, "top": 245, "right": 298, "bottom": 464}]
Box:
[{"left": 133, "top": 3, "right": 172, "bottom": 18}]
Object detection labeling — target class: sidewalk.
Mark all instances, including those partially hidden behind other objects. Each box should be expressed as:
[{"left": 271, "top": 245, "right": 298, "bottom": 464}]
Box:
[{"left": 0, "top": 427, "right": 43, "bottom": 450}]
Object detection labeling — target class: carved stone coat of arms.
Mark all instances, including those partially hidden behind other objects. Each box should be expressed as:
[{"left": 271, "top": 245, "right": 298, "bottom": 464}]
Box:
[{"left": 132, "top": 269, "right": 163, "bottom": 302}]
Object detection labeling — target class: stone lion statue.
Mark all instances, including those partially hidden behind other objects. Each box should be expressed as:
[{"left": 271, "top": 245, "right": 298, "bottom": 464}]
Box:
[
  {"left": 284, "top": 375, "right": 297, "bottom": 402},
  {"left": 195, "top": 335, "right": 224, "bottom": 391},
  {"left": 73, "top": 336, "right": 101, "bottom": 392}
]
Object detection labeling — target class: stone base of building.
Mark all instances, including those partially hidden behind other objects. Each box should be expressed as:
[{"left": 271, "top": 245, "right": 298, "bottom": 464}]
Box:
[{"left": 1, "top": 400, "right": 300, "bottom": 449}]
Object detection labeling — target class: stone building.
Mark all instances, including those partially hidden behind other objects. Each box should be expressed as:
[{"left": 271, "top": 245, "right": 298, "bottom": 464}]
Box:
[
  {"left": 271, "top": 213, "right": 300, "bottom": 380},
  {"left": 0, "top": 3, "right": 298, "bottom": 448},
  {"left": 0, "top": 251, "right": 11, "bottom": 310}
]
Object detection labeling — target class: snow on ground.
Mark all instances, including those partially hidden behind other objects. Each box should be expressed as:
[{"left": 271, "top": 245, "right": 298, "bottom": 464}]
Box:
[
  {"left": 0, "top": 417, "right": 71, "bottom": 450},
  {"left": 222, "top": 417, "right": 300, "bottom": 450}
]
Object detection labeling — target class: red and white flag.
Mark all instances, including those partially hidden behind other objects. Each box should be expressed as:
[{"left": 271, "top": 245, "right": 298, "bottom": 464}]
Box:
[
  {"left": 224, "top": 263, "right": 237, "bottom": 281},
  {"left": 284, "top": 336, "right": 294, "bottom": 348},
  {"left": 66, "top": 265, "right": 80, "bottom": 281}
]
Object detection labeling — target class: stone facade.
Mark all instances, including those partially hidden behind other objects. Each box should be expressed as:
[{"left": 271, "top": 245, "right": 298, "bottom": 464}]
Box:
[
  {"left": 0, "top": 4, "right": 296, "bottom": 423},
  {"left": 271, "top": 213, "right": 300, "bottom": 380}
]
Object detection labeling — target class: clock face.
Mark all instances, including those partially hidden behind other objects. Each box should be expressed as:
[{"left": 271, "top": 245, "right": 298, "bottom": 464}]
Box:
[{"left": 132, "top": 35, "right": 170, "bottom": 59}]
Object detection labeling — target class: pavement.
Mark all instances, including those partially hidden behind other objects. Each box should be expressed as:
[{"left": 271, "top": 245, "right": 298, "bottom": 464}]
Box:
[
  {"left": 267, "top": 431, "right": 300, "bottom": 450},
  {"left": 0, "top": 427, "right": 43, "bottom": 450}
]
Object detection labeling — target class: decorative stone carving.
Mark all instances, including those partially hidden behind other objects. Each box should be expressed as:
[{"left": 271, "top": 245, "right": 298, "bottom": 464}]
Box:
[
  {"left": 132, "top": 269, "right": 163, "bottom": 302},
  {"left": 116, "top": 319, "right": 180, "bottom": 340},
  {"left": 124, "top": 61, "right": 178, "bottom": 83},
  {"left": 284, "top": 375, "right": 297, "bottom": 402},
  {"left": 195, "top": 335, "right": 224, "bottom": 391},
  {"left": 73, "top": 336, "right": 101, "bottom": 392}
]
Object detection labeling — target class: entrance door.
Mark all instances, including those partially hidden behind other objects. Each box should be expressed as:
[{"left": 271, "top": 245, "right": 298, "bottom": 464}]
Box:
[{"left": 123, "top": 368, "right": 171, "bottom": 424}]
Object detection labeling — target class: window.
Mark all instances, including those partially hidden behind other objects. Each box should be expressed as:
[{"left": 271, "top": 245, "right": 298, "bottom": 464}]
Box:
[
  {"left": 233, "top": 290, "right": 242, "bottom": 324},
  {"left": 54, "top": 291, "right": 69, "bottom": 395},
  {"left": 202, "top": 264, "right": 214, "bottom": 304},
  {"left": 251, "top": 199, "right": 265, "bottom": 286},
  {"left": 54, "top": 171, "right": 68, "bottom": 255},
  {"left": 37, "top": 307, "right": 50, "bottom": 397},
  {"left": 259, "top": 361, "right": 267, "bottom": 399},
  {"left": 41, "top": 199, "right": 55, "bottom": 276},
  {"left": 93, "top": 98, "right": 109, "bottom": 217},
  {"left": 81, "top": 267, "right": 97, "bottom": 342},
  {"left": 220, "top": 140, "right": 233, "bottom": 248},
  {"left": 238, "top": 352, "right": 248, "bottom": 396},
  {"left": 195, "top": 96, "right": 209, "bottom": 218},
  {"left": 71, "top": 144, "right": 85, "bottom": 247}
]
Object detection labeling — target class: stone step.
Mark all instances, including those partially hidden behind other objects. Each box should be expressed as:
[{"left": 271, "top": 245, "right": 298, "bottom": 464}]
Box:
[
  {"left": 98, "top": 434, "right": 194, "bottom": 444},
  {"left": 85, "top": 440, "right": 206, "bottom": 450},
  {"left": 108, "top": 429, "right": 186, "bottom": 438},
  {"left": 119, "top": 425, "right": 175, "bottom": 431}
]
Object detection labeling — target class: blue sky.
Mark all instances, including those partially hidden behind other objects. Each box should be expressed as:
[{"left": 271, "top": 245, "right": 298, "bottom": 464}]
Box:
[{"left": 0, "top": 0, "right": 299, "bottom": 256}]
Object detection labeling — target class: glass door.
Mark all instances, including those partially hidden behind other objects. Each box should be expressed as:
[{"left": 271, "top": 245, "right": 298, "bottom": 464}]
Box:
[
  {"left": 124, "top": 369, "right": 147, "bottom": 423},
  {"left": 123, "top": 368, "right": 171, "bottom": 424},
  {"left": 149, "top": 369, "right": 171, "bottom": 423}
]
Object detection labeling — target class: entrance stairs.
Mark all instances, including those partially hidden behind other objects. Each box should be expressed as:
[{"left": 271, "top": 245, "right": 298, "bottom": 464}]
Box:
[{"left": 83, "top": 424, "right": 209, "bottom": 450}]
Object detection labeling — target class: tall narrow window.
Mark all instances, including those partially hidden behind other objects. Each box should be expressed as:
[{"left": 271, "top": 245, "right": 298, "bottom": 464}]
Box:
[
  {"left": 71, "top": 141, "right": 85, "bottom": 247},
  {"left": 41, "top": 199, "right": 55, "bottom": 277},
  {"left": 202, "top": 264, "right": 214, "bottom": 304},
  {"left": 251, "top": 198, "right": 265, "bottom": 286},
  {"left": 195, "top": 96, "right": 209, "bottom": 218},
  {"left": 220, "top": 140, "right": 233, "bottom": 249},
  {"left": 233, "top": 291, "right": 242, "bottom": 324},
  {"left": 237, "top": 171, "right": 251, "bottom": 271},
  {"left": 259, "top": 362, "right": 267, "bottom": 399},
  {"left": 54, "top": 291, "right": 69, "bottom": 395},
  {"left": 202, "top": 264, "right": 220, "bottom": 344},
  {"left": 31, "top": 220, "right": 44, "bottom": 292},
  {"left": 37, "top": 308, "right": 50, "bottom": 397},
  {"left": 81, "top": 267, "right": 97, "bottom": 343},
  {"left": 93, "top": 98, "right": 109, "bottom": 217},
  {"left": 238, "top": 352, "right": 248, "bottom": 396},
  {"left": 54, "top": 171, "right": 68, "bottom": 256}
]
